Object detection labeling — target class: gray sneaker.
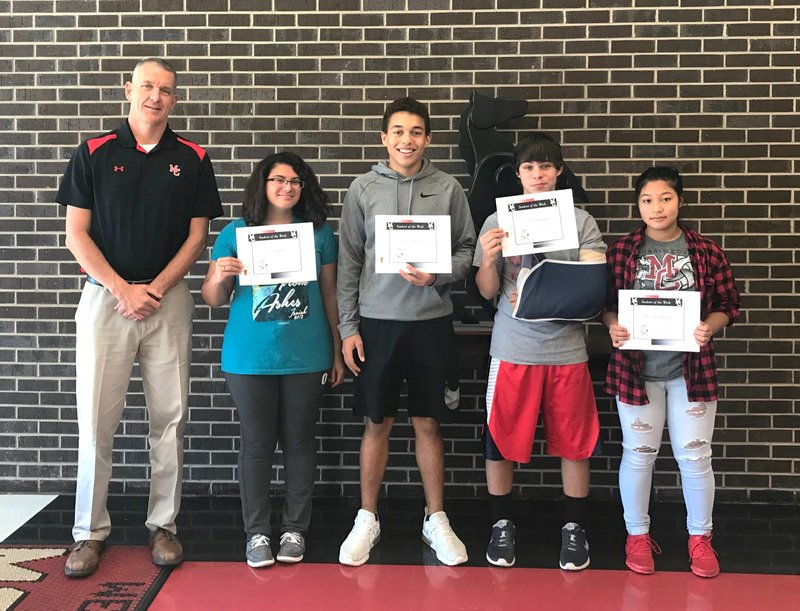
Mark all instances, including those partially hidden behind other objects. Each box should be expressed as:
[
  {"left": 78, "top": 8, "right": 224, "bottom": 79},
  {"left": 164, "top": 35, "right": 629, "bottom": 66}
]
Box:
[
  {"left": 559, "top": 522, "right": 590, "bottom": 571},
  {"left": 277, "top": 532, "right": 305, "bottom": 563},
  {"left": 486, "top": 519, "right": 516, "bottom": 567},
  {"left": 246, "top": 534, "right": 274, "bottom": 568}
]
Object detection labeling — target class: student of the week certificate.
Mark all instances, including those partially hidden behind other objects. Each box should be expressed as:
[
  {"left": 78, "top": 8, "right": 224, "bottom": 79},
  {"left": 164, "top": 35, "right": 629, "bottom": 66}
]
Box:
[
  {"left": 495, "top": 188, "right": 579, "bottom": 256},
  {"left": 617, "top": 289, "right": 702, "bottom": 353},
  {"left": 374, "top": 215, "right": 452, "bottom": 274},
  {"left": 235, "top": 222, "right": 316, "bottom": 285}
]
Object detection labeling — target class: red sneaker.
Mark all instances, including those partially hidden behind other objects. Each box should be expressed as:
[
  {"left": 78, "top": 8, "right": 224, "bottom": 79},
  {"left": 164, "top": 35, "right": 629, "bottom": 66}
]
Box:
[
  {"left": 688, "top": 534, "right": 720, "bottom": 578},
  {"left": 625, "top": 533, "right": 661, "bottom": 575}
]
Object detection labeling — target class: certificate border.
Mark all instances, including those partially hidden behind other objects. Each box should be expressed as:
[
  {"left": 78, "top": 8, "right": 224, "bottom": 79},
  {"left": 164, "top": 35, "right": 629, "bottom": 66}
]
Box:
[
  {"left": 235, "top": 222, "right": 317, "bottom": 286},
  {"left": 495, "top": 188, "right": 579, "bottom": 256},
  {"left": 617, "top": 289, "right": 702, "bottom": 353},
  {"left": 374, "top": 214, "right": 452, "bottom": 274}
]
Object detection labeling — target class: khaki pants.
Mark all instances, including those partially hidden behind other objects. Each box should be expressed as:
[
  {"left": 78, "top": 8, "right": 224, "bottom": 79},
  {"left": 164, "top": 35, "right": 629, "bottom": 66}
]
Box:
[{"left": 72, "top": 280, "right": 193, "bottom": 541}]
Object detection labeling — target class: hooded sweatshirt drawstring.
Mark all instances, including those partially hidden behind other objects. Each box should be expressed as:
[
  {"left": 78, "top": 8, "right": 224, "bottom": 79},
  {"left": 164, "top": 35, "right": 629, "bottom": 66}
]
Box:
[{"left": 389, "top": 169, "right": 415, "bottom": 215}]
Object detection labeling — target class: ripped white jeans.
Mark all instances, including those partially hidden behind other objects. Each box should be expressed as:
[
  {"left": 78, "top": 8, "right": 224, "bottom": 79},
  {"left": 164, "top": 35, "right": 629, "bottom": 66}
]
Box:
[{"left": 616, "top": 377, "right": 717, "bottom": 536}]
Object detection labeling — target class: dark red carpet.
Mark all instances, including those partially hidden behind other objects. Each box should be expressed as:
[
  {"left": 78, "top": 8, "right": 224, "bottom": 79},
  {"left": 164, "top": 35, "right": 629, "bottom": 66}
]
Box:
[{"left": 0, "top": 545, "right": 168, "bottom": 611}]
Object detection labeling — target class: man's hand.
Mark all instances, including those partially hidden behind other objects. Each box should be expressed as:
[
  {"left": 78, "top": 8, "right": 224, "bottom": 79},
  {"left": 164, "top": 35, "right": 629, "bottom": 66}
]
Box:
[
  {"left": 479, "top": 227, "right": 506, "bottom": 268},
  {"left": 113, "top": 283, "right": 161, "bottom": 321},
  {"left": 399, "top": 264, "right": 436, "bottom": 287},
  {"left": 342, "top": 334, "right": 365, "bottom": 376}
]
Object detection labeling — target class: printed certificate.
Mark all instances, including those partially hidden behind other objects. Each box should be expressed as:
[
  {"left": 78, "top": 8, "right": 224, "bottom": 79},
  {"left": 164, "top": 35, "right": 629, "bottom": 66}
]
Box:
[
  {"left": 235, "top": 222, "right": 316, "bottom": 285},
  {"left": 617, "top": 289, "right": 701, "bottom": 352},
  {"left": 495, "top": 188, "right": 579, "bottom": 256},
  {"left": 374, "top": 215, "right": 452, "bottom": 274}
]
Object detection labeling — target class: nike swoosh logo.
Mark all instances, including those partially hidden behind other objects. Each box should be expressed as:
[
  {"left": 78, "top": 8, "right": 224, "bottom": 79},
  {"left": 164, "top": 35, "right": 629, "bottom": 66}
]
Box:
[{"left": 420, "top": 193, "right": 436, "bottom": 198}]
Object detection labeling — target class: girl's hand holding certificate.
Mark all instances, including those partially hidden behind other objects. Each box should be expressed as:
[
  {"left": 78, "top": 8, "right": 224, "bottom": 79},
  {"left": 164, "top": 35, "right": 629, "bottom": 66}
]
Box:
[
  {"left": 608, "top": 321, "right": 631, "bottom": 349},
  {"left": 693, "top": 321, "right": 714, "bottom": 346},
  {"left": 213, "top": 256, "right": 245, "bottom": 281},
  {"left": 608, "top": 318, "right": 713, "bottom": 350}
]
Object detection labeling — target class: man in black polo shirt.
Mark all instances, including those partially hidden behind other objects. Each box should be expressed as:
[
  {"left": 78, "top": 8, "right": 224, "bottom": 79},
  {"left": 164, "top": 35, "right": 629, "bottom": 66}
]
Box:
[{"left": 56, "top": 58, "right": 223, "bottom": 578}]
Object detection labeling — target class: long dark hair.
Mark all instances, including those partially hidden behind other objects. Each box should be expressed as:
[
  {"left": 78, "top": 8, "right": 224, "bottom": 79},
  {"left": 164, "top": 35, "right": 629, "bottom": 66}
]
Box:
[{"left": 242, "top": 152, "right": 331, "bottom": 228}]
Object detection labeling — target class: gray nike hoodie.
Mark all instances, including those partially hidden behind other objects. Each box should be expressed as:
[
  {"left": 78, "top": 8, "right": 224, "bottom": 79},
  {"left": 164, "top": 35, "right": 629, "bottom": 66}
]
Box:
[{"left": 337, "top": 159, "right": 477, "bottom": 340}]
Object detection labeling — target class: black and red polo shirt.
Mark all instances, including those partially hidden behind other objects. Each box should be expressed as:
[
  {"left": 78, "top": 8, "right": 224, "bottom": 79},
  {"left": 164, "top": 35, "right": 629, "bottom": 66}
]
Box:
[{"left": 56, "top": 120, "right": 223, "bottom": 281}]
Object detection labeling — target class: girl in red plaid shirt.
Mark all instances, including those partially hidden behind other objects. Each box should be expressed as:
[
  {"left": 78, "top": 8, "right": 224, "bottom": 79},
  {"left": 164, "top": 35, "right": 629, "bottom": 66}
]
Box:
[{"left": 602, "top": 166, "right": 740, "bottom": 578}]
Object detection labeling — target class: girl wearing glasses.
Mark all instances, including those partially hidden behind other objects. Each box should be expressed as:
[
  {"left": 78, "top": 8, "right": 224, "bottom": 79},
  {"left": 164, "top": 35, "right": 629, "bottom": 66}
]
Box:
[{"left": 202, "top": 152, "right": 344, "bottom": 568}]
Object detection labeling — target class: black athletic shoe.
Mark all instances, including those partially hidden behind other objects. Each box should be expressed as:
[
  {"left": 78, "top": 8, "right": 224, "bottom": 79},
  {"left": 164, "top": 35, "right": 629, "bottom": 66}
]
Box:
[
  {"left": 559, "top": 522, "right": 590, "bottom": 571},
  {"left": 486, "top": 519, "right": 516, "bottom": 567}
]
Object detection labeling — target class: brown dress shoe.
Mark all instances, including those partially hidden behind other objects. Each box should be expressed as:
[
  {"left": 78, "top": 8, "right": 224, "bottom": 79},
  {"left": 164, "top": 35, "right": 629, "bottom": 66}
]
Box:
[
  {"left": 149, "top": 527, "right": 184, "bottom": 566},
  {"left": 64, "top": 540, "right": 105, "bottom": 578}
]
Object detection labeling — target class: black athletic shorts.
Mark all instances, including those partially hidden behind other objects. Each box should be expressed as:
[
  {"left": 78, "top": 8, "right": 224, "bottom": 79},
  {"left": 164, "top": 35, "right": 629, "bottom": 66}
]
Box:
[
  {"left": 481, "top": 424, "right": 506, "bottom": 462},
  {"left": 353, "top": 316, "right": 455, "bottom": 424}
]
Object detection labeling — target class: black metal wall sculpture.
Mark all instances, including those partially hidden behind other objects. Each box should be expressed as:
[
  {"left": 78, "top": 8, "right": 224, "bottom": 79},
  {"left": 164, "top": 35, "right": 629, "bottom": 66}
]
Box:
[
  {"left": 458, "top": 91, "right": 590, "bottom": 315},
  {"left": 458, "top": 90, "right": 589, "bottom": 236}
]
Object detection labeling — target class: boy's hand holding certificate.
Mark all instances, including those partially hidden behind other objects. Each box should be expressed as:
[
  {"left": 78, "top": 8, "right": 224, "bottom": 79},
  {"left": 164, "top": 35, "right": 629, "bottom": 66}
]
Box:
[
  {"left": 496, "top": 188, "right": 579, "bottom": 256},
  {"left": 617, "top": 289, "right": 702, "bottom": 352},
  {"left": 374, "top": 215, "right": 452, "bottom": 274},
  {"left": 235, "top": 222, "right": 316, "bottom": 285}
]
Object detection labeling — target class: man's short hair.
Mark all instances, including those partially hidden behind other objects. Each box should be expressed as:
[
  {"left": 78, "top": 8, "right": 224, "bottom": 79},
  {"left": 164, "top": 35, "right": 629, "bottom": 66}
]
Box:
[
  {"left": 513, "top": 131, "right": 564, "bottom": 170},
  {"left": 132, "top": 57, "right": 178, "bottom": 89},
  {"left": 381, "top": 97, "right": 431, "bottom": 135}
]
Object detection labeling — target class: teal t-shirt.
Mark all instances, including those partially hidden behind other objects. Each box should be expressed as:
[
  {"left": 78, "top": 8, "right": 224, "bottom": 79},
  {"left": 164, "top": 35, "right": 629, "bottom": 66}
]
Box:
[{"left": 211, "top": 217, "right": 338, "bottom": 375}]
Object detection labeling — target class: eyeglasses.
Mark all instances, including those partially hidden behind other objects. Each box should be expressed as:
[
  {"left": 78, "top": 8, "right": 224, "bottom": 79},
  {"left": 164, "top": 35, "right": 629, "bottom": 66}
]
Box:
[{"left": 266, "top": 177, "right": 305, "bottom": 189}]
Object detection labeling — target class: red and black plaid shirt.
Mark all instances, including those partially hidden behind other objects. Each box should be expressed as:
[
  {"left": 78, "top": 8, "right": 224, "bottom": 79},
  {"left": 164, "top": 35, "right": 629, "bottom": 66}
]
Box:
[{"left": 605, "top": 225, "right": 740, "bottom": 406}]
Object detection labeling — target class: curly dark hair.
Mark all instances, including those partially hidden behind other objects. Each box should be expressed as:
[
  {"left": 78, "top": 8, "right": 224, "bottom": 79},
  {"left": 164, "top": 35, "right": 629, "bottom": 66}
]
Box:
[{"left": 242, "top": 152, "right": 331, "bottom": 229}]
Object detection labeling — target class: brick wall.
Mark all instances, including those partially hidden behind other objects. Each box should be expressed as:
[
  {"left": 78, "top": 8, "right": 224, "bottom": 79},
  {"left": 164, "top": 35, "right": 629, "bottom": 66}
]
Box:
[{"left": 1, "top": 2, "right": 798, "bottom": 504}]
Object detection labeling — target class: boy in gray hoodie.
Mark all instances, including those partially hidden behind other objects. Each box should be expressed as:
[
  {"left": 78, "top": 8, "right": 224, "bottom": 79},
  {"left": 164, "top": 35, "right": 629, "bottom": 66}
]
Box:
[{"left": 337, "top": 97, "right": 476, "bottom": 567}]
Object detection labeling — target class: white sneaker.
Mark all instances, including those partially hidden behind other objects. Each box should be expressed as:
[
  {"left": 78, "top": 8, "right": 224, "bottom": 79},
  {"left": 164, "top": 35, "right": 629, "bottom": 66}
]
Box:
[
  {"left": 422, "top": 509, "right": 468, "bottom": 566},
  {"left": 339, "top": 509, "right": 380, "bottom": 566}
]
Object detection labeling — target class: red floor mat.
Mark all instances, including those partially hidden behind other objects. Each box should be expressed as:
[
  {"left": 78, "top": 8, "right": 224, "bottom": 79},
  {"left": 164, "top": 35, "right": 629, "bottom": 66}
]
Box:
[
  {"left": 0, "top": 544, "right": 169, "bottom": 611},
  {"left": 149, "top": 562, "right": 800, "bottom": 611}
]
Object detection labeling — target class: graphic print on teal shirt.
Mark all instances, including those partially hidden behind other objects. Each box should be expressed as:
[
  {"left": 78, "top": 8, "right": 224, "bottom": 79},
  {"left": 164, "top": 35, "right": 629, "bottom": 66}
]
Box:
[
  {"left": 253, "top": 282, "right": 310, "bottom": 322},
  {"left": 211, "top": 217, "right": 338, "bottom": 375}
]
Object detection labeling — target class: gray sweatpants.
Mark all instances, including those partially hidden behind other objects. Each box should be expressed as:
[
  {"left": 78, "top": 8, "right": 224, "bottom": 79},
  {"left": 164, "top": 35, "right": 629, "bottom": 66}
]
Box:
[{"left": 224, "top": 370, "right": 326, "bottom": 538}]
